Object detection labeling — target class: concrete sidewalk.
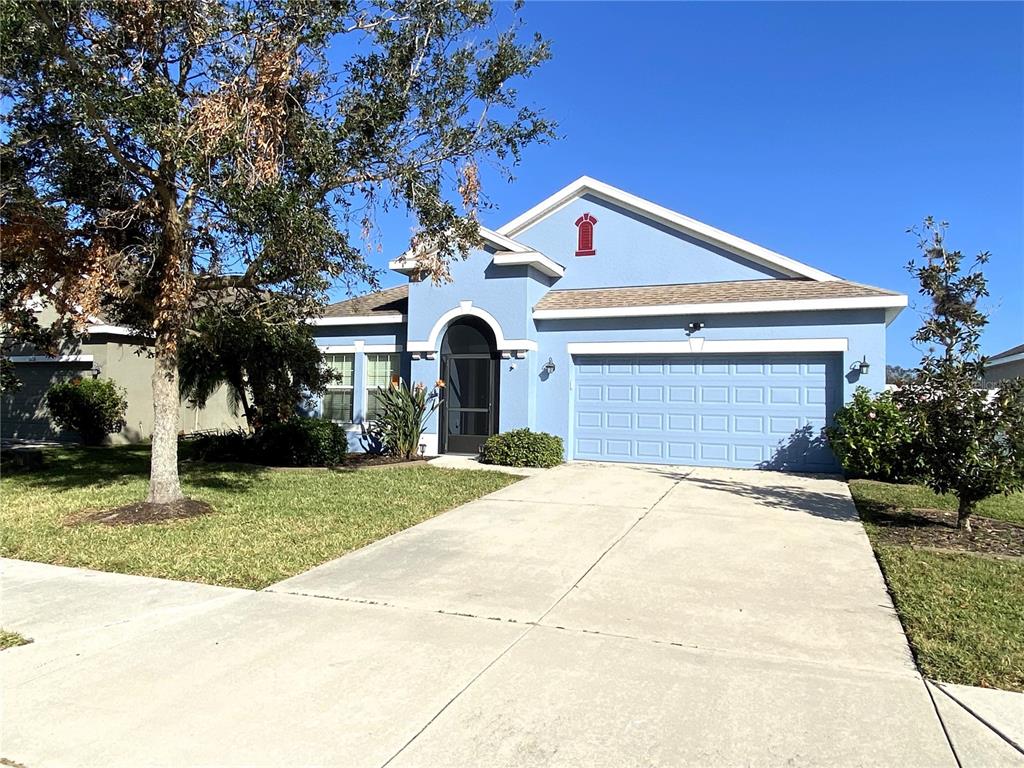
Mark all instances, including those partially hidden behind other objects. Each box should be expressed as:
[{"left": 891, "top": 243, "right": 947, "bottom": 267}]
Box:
[{"left": 2, "top": 463, "right": 967, "bottom": 766}]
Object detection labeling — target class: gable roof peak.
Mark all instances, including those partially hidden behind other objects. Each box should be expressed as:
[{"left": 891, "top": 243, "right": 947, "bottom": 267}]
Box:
[{"left": 497, "top": 176, "right": 839, "bottom": 283}]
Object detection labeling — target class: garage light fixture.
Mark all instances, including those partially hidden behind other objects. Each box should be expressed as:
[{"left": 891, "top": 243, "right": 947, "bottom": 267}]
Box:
[
  {"left": 542, "top": 357, "right": 556, "bottom": 375},
  {"left": 854, "top": 356, "right": 870, "bottom": 375}
]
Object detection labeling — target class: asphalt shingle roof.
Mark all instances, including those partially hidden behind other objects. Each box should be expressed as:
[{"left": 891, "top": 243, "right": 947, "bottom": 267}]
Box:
[
  {"left": 321, "top": 285, "right": 408, "bottom": 318},
  {"left": 990, "top": 343, "right": 1024, "bottom": 361},
  {"left": 533, "top": 279, "right": 901, "bottom": 312}
]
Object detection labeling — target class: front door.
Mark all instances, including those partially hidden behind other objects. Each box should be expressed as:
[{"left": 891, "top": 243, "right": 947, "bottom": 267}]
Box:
[{"left": 440, "top": 318, "right": 500, "bottom": 454}]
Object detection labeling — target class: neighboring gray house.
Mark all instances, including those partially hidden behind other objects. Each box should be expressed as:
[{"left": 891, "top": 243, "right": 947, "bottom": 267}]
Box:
[
  {"left": 2, "top": 308, "right": 245, "bottom": 444},
  {"left": 984, "top": 343, "right": 1024, "bottom": 385}
]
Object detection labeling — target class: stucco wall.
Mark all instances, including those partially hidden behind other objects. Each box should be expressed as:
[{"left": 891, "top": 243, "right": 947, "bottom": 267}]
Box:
[
  {"left": 511, "top": 193, "right": 788, "bottom": 287},
  {"left": 983, "top": 357, "right": 1024, "bottom": 385},
  {"left": 2, "top": 334, "right": 246, "bottom": 444}
]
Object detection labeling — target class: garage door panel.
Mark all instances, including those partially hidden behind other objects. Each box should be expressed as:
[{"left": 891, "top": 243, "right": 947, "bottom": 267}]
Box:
[{"left": 572, "top": 354, "right": 840, "bottom": 471}]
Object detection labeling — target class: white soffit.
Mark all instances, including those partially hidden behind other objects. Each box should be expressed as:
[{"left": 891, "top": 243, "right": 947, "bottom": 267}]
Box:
[
  {"left": 491, "top": 251, "right": 565, "bottom": 278},
  {"left": 308, "top": 315, "right": 407, "bottom": 326},
  {"left": 8, "top": 354, "right": 95, "bottom": 363},
  {"left": 990, "top": 351, "right": 1024, "bottom": 366},
  {"left": 533, "top": 294, "right": 908, "bottom": 320},
  {"left": 497, "top": 176, "right": 839, "bottom": 282}
]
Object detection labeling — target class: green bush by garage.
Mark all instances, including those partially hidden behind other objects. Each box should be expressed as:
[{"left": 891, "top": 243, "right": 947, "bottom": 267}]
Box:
[{"left": 479, "top": 429, "right": 563, "bottom": 468}]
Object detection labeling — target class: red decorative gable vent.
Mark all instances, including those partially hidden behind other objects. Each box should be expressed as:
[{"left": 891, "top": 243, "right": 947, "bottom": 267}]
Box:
[{"left": 575, "top": 213, "right": 597, "bottom": 256}]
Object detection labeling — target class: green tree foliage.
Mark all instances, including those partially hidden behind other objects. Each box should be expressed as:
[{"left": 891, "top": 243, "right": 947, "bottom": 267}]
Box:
[
  {"left": 479, "top": 428, "right": 563, "bottom": 468},
  {"left": 1, "top": 0, "right": 553, "bottom": 504},
  {"left": 46, "top": 378, "right": 128, "bottom": 445},
  {"left": 368, "top": 380, "right": 440, "bottom": 459},
  {"left": 179, "top": 309, "right": 332, "bottom": 430},
  {"left": 825, "top": 387, "right": 921, "bottom": 483},
  {"left": 897, "top": 218, "right": 1024, "bottom": 530}
]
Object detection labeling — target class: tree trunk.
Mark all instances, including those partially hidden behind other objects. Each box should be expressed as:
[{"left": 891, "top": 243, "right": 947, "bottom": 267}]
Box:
[
  {"left": 148, "top": 333, "right": 184, "bottom": 504},
  {"left": 148, "top": 167, "right": 188, "bottom": 505},
  {"left": 956, "top": 496, "right": 974, "bottom": 532}
]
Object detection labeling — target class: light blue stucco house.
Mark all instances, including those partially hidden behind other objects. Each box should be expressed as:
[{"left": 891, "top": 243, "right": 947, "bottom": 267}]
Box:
[{"left": 311, "top": 177, "right": 907, "bottom": 472}]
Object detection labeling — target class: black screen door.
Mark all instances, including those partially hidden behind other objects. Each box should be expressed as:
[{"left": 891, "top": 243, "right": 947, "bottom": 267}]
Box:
[
  {"left": 441, "top": 355, "right": 499, "bottom": 454},
  {"left": 440, "top": 319, "right": 499, "bottom": 454}
]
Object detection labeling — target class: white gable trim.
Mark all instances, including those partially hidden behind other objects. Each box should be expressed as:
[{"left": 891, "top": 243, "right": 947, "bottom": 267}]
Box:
[
  {"left": 389, "top": 226, "right": 536, "bottom": 275},
  {"left": 534, "top": 294, "right": 907, "bottom": 320},
  {"left": 408, "top": 302, "right": 537, "bottom": 353},
  {"left": 497, "top": 176, "right": 838, "bottom": 282},
  {"left": 566, "top": 338, "right": 850, "bottom": 355},
  {"left": 491, "top": 251, "right": 565, "bottom": 278}
]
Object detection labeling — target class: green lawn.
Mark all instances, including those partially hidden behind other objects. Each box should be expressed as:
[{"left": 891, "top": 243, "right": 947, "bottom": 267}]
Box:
[
  {"left": 849, "top": 480, "right": 1024, "bottom": 692},
  {"left": 1, "top": 446, "right": 519, "bottom": 589},
  {"left": 850, "top": 479, "right": 1024, "bottom": 525},
  {"left": 0, "top": 629, "right": 31, "bottom": 651}
]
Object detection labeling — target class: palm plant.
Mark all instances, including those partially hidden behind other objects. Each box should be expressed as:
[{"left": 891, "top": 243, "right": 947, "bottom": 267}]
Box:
[{"left": 369, "top": 381, "right": 440, "bottom": 460}]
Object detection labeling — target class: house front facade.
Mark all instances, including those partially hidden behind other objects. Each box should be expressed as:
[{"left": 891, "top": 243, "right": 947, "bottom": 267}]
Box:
[{"left": 312, "top": 177, "right": 907, "bottom": 472}]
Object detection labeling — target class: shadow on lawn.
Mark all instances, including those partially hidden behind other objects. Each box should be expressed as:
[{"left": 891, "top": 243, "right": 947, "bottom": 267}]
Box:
[
  {"left": 855, "top": 499, "right": 953, "bottom": 530},
  {"left": 4, "top": 445, "right": 267, "bottom": 494}
]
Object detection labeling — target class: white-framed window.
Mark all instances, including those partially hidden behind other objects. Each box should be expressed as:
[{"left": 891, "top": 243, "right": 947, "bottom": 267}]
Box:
[
  {"left": 322, "top": 353, "right": 354, "bottom": 424},
  {"left": 365, "top": 352, "right": 400, "bottom": 421}
]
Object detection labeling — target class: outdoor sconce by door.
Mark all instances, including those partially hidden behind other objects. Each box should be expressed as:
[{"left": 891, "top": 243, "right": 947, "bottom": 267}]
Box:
[
  {"left": 543, "top": 357, "right": 556, "bottom": 375},
  {"left": 854, "top": 356, "right": 870, "bottom": 375}
]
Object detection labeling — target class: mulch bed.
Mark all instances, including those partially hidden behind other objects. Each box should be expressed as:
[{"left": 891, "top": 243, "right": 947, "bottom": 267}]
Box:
[
  {"left": 861, "top": 503, "right": 1024, "bottom": 558},
  {"left": 265, "top": 454, "right": 429, "bottom": 472},
  {"left": 340, "top": 454, "right": 428, "bottom": 469},
  {"left": 66, "top": 498, "right": 214, "bottom": 527}
]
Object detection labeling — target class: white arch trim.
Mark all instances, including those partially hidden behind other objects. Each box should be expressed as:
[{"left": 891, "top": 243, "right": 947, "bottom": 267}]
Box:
[{"left": 407, "top": 302, "right": 537, "bottom": 353}]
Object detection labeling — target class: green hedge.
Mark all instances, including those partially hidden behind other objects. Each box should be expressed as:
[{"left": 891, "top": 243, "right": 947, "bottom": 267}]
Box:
[
  {"left": 479, "top": 429, "right": 563, "bottom": 468},
  {"left": 188, "top": 417, "right": 347, "bottom": 467}
]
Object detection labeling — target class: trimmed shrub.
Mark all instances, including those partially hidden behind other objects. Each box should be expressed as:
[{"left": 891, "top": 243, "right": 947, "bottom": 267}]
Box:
[
  {"left": 479, "top": 429, "right": 563, "bottom": 468},
  {"left": 254, "top": 417, "right": 348, "bottom": 467},
  {"left": 46, "top": 378, "right": 127, "bottom": 445},
  {"left": 825, "top": 387, "right": 921, "bottom": 482}
]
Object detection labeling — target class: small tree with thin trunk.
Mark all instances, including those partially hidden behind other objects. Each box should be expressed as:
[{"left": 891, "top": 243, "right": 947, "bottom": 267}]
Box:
[
  {"left": 898, "top": 218, "right": 1024, "bottom": 531},
  {"left": 1, "top": 0, "right": 554, "bottom": 508}
]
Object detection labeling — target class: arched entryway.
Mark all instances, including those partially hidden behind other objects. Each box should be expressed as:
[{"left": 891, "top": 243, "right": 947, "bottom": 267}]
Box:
[{"left": 440, "top": 317, "right": 500, "bottom": 454}]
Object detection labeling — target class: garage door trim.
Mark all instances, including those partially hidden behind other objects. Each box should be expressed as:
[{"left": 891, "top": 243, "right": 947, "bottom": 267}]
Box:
[{"left": 566, "top": 338, "right": 849, "bottom": 355}]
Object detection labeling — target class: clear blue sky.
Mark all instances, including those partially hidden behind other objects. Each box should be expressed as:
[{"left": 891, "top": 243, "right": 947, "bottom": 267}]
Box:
[{"left": 346, "top": 1, "right": 1024, "bottom": 368}]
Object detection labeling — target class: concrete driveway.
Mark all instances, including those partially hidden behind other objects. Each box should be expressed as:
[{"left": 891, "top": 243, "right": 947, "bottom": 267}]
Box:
[{"left": 2, "top": 463, "right": 957, "bottom": 767}]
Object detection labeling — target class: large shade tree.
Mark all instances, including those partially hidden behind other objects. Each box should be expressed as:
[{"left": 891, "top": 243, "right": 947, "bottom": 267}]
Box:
[{"left": 1, "top": 0, "right": 553, "bottom": 506}]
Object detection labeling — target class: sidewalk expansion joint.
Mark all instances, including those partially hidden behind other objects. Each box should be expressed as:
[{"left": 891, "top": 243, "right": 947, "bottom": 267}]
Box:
[{"left": 934, "top": 682, "right": 1024, "bottom": 757}]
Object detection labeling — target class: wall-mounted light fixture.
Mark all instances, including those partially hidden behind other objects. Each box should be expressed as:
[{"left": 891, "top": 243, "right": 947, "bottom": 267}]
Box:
[
  {"left": 854, "top": 356, "right": 870, "bottom": 375},
  {"left": 542, "top": 357, "right": 556, "bottom": 375},
  {"left": 90, "top": 365, "right": 102, "bottom": 379},
  {"left": 687, "top": 321, "right": 705, "bottom": 334}
]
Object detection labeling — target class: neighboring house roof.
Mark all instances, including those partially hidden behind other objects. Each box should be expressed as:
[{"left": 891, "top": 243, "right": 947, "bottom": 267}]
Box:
[
  {"left": 533, "top": 279, "right": 906, "bottom": 321},
  {"left": 496, "top": 176, "right": 839, "bottom": 283},
  {"left": 314, "top": 285, "right": 409, "bottom": 325},
  {"left": 989, "top": 343, "right": 1024, "bottom": 366}
]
